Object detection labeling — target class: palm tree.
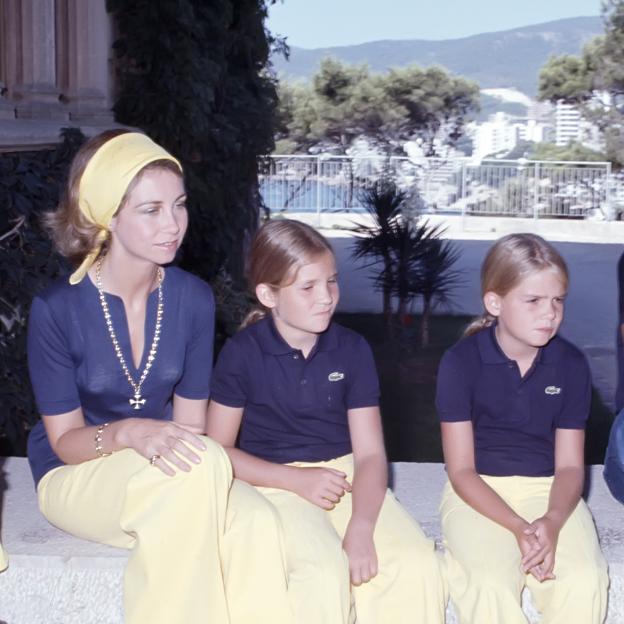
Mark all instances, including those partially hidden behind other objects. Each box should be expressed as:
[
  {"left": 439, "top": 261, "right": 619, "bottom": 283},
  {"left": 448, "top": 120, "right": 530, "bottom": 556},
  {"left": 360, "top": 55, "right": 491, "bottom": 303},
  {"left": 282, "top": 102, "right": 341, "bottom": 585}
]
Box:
[
  {"left": 407, "top": 229, "right": 462, "bottom": 347},
  {"left": 351, "top": 178, "right": 461, "bottom": 342},
  {"left": 351, "top": 179, "right": 406, "bottom": 323},
  {"left": 374, "top": 219, "right": 461, "bottom": 343},
  {"left": 380, "top": 218, "right": 427, "bottom": 322}
]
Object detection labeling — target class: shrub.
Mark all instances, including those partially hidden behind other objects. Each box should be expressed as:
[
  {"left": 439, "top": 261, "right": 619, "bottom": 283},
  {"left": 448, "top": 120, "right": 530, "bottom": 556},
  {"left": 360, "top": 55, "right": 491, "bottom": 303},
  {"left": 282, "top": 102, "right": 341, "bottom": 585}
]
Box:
[{"left": 0, "top": 129, "right": 85, "bottom": 454}]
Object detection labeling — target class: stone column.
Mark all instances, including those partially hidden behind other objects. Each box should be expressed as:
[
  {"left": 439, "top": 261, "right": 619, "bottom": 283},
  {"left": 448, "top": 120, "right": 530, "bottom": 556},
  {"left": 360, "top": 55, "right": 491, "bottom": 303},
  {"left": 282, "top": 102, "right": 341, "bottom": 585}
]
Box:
[
  {"left": 11, "top": 0, "right": 66, "bottom": 119},
  {"left": 0, "top": 0, "right": 18, "bottom": 118},
  {"left": 60, "top": 0, "right": 114, "bottom": 122}
]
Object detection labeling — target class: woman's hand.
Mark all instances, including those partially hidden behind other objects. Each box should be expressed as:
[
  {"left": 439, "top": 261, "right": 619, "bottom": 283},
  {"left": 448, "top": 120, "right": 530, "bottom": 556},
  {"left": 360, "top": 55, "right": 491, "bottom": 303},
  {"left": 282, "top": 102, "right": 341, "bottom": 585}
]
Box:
[
  {"left": 116, "top": 418, "right": 207, "bottom": 476},
  {"left": 521, "top": 515, "right": 560, "bottom": 582},
  {"left": 288, "top": 466, "right": 351, "bottom": 509},
  {"left": 343, "top": 519, "right": 378, "bottom": 586}
]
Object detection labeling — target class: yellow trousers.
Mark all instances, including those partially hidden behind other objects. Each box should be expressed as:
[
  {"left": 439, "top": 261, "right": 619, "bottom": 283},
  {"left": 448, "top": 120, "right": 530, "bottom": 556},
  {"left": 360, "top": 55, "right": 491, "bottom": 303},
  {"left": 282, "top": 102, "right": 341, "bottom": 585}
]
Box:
[
  {"left": 256, "top": 454, "right": 447, "bottom": 624},
  {"left": 440, "top": 476, "right": 609, "bottom": 624},
  {"left": 37, "top": 436, "right": 291, "bottom": 624}
]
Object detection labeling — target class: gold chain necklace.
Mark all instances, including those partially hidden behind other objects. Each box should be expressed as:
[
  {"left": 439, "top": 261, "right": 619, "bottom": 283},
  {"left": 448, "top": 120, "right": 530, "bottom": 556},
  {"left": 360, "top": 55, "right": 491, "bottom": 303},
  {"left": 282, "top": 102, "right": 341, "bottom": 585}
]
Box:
[{"left": 95, "top": 257, "right": 163, "bottom": 410}]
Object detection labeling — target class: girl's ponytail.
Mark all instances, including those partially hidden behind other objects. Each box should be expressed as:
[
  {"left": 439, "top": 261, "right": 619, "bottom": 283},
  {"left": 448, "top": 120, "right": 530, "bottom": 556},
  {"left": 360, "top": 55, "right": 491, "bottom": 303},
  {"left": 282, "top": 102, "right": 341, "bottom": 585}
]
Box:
[
  {"left": 240, "top": 306, "right": 268, "bottom": 329},
  {"left": 463, "top": 313, "right": 496, "bottom": 337}
]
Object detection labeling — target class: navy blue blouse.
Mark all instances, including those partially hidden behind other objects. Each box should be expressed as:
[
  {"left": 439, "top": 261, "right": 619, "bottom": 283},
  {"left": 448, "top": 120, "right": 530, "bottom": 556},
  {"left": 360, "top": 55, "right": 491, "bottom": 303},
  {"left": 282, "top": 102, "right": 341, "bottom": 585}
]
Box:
[
  {"left": 27, "top": 267, "right": 215, "bottom": 487},
  {"left": 436, "top": 324, "right": 590, "bottom": 477},
  {"left": 210, "top": 317, "right": 380, "bottom": 463}
]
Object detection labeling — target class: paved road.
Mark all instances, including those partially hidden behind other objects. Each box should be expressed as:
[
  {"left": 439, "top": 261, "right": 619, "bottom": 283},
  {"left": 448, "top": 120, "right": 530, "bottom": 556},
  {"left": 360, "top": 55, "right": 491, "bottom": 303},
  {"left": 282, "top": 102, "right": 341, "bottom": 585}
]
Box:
[{"left": 330, "top": 234, "right": 624, "bottom": 410}]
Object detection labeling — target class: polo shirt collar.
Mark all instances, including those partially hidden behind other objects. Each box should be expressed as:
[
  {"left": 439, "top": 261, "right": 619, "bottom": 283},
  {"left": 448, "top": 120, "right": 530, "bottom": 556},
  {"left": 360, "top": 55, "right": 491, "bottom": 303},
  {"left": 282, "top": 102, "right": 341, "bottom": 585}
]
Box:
[
  {"left": 477, "top": 322, "right": 546, "bottom": 365},
  {"left": 256, "top": 316, "right": 339, "bottom": 355},
  {"left": 313, "top": 322, "right": 339, "bottom": 354}
]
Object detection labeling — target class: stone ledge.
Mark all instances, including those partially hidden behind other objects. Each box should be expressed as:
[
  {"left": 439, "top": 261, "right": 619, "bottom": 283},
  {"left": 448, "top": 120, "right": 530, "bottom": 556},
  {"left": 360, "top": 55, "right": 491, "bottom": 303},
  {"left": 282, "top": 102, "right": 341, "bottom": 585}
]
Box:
[
  {"left": 0, "top": 119, "right": 129, "bottom": 152},
  {"left": 0, "top": 457, "right": 621, "bottom": 623},
  {"left": 289, "top": 211, "right": 624, "bottom": 245}
]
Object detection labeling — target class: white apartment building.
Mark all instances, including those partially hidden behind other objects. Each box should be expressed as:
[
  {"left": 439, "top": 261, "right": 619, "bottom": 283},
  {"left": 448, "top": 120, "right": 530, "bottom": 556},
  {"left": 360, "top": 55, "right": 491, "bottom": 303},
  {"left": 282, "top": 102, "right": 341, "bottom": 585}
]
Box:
[
  {"left": 555, "top": 101, "right": 582, "bottom": 146},
  {"left": 471, "top": 112, "right": 554, "bottom": 160},
  {"left": 519, "top": 118, "right": 553, "bottom": 144},
  {"left": 554, "top": 99, "right": 605, "bottom": 151},
  {"left": 472, "top": 112, "right": 522, "bottom": 159}
]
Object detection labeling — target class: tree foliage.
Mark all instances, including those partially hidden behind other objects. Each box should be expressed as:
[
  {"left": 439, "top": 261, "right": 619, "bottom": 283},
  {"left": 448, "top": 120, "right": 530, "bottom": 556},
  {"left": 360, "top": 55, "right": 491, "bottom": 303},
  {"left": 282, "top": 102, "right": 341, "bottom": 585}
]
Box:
[
  {"left": 538, "top": 1, "right": 624, "bottom": 165},
  {"left": 107, "top": 0, "right": 281, "bottom": 283},
  {"left": 497, "top": 139, "right": 607, "bottom": 162},
  {"left": 530, "top": 141, "right": 607, "bottom": 162},
  {"left": 538, "top": 54, "right": 594, "bottom": 104},
  {"left": 275, "top": 59, "right": 480, "bottom": 156},
  {"left": 0, "top": 130, "right": 85, "bottom": 454},
  {"left": 351, "top": 181, "right": 407, "bottom": 321},
  {"left": 384, "top": 66, "right": 480, "bottom": 156},
  {"left": 350, "top": 179, "right": 461, "bottom": 345},
  {"left": 407, "top": 233, "right": 462, "bottom": 347}
]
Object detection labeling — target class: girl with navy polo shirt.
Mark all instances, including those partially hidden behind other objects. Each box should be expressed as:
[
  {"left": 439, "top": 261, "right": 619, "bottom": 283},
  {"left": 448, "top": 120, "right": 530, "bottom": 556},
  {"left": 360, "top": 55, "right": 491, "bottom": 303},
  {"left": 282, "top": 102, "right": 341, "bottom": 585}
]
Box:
[
  {"left": 436, "top": 233, "right": 608, "bottom": 623},
  {"left": 26, "top": 130, "right": 291, "bottom": 624},
  {"left": 206, "top": 219, "right": 446, "bottom": 624}
]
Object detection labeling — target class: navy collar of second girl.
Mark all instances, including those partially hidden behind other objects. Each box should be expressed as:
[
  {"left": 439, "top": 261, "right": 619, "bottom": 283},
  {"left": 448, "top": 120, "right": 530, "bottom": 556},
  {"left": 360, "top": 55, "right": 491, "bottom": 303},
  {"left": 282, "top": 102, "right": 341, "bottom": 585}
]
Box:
[{"left": 258, "top": 315, "right": 339, "bottom": 358}]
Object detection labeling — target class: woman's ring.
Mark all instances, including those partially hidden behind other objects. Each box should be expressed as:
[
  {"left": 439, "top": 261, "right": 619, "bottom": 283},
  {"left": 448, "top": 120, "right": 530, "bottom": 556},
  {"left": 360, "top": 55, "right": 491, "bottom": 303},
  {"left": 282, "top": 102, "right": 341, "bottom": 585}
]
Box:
[{"left": 149, "top": 454, "right": 161, "bottom": 466}]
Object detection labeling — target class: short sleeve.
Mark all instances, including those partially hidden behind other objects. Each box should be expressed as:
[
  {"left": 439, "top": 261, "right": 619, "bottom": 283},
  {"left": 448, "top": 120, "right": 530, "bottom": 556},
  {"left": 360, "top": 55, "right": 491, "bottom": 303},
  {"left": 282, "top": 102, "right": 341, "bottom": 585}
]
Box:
[
  {"left": 209, "top": 338, "right": 249, "bottom": 408},
  {"left": 174, "top": 280, "right": 215, "bottom": 400},
  {"left": 27, "top": 296, "right": 81, "bottom": 415},
  {"left": 345, "top": 336, "right": 380, "bottom": 409},
  {"left": 557, "top": 351, "right": 591, "bottom": 429},
  {"left": 436, "top": 349, "right": 473, "bottom": 422}
]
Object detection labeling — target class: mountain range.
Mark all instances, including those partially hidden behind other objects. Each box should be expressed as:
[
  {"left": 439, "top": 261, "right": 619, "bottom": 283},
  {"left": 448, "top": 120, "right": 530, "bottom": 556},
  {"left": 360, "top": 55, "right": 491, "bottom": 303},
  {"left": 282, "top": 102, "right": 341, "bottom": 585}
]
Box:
[{"left": 271, "top": 16, "right": 603, "bottom": 97}]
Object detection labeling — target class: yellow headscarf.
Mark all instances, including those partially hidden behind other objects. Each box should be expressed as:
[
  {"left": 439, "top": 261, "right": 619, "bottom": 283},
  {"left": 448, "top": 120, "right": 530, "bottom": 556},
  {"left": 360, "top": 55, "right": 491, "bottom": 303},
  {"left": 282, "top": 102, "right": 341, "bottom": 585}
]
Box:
[{"left": 69, "top": 132, "right": 182, "bottom": 285}]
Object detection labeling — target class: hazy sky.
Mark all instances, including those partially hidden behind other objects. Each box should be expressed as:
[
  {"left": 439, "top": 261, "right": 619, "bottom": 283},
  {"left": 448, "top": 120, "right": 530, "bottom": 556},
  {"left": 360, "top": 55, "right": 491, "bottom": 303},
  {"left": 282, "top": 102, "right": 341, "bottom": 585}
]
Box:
[{"left": 267, "top": 0, "right": 602, "bottom": 48}]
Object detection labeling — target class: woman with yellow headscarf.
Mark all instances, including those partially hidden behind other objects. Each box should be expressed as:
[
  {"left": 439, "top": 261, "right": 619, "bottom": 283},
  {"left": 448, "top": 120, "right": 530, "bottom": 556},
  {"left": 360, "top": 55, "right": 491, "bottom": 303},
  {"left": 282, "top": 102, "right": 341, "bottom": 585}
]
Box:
[{"left": 26, "top": 130, "right": 291, "bottom": 624}]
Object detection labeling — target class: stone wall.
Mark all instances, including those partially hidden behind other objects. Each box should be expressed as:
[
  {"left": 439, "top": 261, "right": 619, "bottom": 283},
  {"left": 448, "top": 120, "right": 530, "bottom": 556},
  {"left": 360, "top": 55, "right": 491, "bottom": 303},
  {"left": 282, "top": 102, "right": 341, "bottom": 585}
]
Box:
[{"left": 0, "top": 0, "right": 115, "bottom": 149}]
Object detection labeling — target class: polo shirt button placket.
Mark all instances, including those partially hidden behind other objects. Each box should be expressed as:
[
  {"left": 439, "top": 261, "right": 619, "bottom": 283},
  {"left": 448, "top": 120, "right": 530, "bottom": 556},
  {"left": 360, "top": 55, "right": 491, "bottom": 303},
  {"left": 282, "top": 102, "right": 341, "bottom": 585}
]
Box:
[{"left": 299, "top": 372, "right": 313, "bottom": 405}]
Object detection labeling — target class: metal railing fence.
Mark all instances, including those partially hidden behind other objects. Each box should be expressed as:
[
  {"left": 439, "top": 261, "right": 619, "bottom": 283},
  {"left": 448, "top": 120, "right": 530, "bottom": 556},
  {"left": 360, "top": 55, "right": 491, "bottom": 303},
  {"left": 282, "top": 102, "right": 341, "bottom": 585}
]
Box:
[{"left": 259, "top": 155, "right": 614, "bottom": 220}]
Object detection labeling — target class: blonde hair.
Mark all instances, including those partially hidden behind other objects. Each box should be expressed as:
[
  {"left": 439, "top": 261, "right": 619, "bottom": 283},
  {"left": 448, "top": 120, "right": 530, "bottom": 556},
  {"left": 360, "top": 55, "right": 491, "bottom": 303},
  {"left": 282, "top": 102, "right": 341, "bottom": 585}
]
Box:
[
  {"left": 241, "top": 219, "right": 335, "bottom": 328},
  {"left": 45, "top": 129, "right": 183, "bottom": 267},
  {"left": 464, "top": 233, "right": 569, "bottom": 337}
]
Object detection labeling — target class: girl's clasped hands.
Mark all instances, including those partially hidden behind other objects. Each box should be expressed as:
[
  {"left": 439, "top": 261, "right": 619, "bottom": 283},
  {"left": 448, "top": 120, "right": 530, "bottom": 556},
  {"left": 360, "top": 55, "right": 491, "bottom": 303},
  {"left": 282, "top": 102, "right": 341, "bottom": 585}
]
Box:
[{"left": 520, "top": 515, "right": 560, "bottom": 582}]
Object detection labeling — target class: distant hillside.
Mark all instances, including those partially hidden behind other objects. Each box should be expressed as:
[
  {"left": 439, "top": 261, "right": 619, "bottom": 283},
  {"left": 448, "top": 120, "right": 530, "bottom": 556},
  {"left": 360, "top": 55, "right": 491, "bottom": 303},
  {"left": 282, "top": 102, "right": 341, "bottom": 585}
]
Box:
[{"left": 271, "top": 16, "right": 603, "bottom": 96}]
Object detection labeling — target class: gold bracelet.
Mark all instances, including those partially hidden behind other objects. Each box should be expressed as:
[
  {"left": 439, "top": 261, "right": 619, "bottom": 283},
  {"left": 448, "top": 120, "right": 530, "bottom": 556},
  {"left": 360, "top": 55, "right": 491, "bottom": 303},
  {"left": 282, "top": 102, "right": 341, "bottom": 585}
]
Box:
[{"left": 95, "top": 423, "right": 112, "bottom": 458}]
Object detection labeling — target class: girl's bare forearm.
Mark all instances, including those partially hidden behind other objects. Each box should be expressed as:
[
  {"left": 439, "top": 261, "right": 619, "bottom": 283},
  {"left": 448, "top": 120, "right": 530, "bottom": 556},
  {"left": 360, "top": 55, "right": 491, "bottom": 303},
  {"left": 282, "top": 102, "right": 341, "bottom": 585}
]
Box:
[
  {"left": 350, "top": 454, "right": 387, "bottom": 529},
  {"left": 545, "top": 466, "right": 583, "bottom": 528},
  {"left": 222, "top": 446, "right": 298, "bottom": 490},
  {"left": 450, "top": 468, "right": 527, "bottom": 534}
]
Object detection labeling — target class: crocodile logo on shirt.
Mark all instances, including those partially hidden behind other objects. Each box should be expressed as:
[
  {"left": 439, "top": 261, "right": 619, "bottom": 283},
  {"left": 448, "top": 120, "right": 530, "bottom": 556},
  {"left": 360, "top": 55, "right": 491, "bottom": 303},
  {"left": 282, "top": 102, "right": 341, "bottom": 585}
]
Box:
[
  {"left": 544, "top": 385, "right": 562, "bottom": 395},
  {"left": 328, "top": 371, "right": 345, "bottom": 382}
]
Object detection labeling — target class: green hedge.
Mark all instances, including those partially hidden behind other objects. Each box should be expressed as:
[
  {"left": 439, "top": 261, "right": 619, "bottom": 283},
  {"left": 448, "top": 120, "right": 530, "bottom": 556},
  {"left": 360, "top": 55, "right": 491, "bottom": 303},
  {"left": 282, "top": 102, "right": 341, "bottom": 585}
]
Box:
[
  {"left": 107, "top": 0, "right": 280, "bottom": 285},
  {"left": 0, "top": 129, "right": 85, "bottom": 454}
]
